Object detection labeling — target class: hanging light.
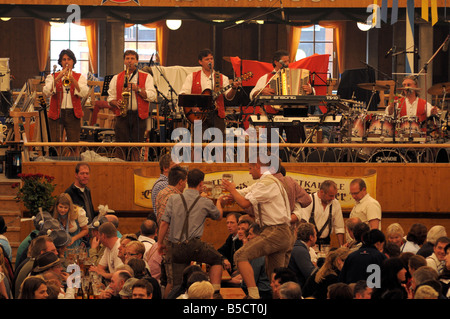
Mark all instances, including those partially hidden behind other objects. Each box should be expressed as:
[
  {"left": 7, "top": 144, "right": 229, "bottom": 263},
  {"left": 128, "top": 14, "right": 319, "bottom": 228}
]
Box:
[
  {"left": 357, "top": 22, "right": 373, "bottom": 31},
  {"left": 166, "top": 20, "right": 182, "bottom": 30},
  {"left": 0, "top": 17, "right": 11, "bottom": 21}
]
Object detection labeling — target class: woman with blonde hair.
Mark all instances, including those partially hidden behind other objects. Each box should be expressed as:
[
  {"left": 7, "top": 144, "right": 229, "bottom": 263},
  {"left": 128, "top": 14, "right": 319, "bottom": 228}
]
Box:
[
  {"left": 302, "top": 247, "right": 350, "bottom": 299},
  {"left": 52, "top": 193, "right": 89, "bottom": 249},
  {"left": 385, "top": 223, "right": 405, "bottom": 248}
]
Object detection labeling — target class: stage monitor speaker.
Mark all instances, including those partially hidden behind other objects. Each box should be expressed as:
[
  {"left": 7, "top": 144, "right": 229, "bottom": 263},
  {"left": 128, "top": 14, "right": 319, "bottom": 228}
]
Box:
[
  {"left": 0, "top": 91, "right": 11, "bottom": 116},
  {"left": 337, "top": 68, "right": 380, "bottom": 111},
  {"left": 5, "top": 150, "right": 21, "bottom": 179}
]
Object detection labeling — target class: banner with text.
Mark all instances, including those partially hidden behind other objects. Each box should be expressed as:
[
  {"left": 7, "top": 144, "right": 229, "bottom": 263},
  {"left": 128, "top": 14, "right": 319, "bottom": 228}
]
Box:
[{"left": 134, "top": 169, "right": 377, "bottom": 210}]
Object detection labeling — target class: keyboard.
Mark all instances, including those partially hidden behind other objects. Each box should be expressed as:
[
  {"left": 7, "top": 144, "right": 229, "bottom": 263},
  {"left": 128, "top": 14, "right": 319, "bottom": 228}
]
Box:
[
  {"left": 249, "top": 114, "right": 343, "bottom": 126},
  {"left": 255, "top": 95, "right": 341, "bottom": 106}
]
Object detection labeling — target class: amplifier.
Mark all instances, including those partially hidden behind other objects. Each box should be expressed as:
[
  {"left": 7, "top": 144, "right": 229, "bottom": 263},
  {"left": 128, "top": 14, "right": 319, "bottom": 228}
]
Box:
[{"left": 80, "top": 126, "right": 114, "bottom": 142}]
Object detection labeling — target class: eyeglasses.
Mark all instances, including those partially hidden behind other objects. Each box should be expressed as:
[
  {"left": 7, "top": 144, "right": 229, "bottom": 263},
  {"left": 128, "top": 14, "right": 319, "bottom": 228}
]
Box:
[
  {"left": 349, "top": 190, "right": 362, "bottom": 196},
  {"left": 125, "top": 252, "right": 138, "bottom": 257}
]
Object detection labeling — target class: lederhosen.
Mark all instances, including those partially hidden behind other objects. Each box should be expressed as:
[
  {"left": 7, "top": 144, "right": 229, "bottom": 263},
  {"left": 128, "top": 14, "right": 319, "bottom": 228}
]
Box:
[{"left": 309, "top": 193, "right": 333, "bottom": 250}]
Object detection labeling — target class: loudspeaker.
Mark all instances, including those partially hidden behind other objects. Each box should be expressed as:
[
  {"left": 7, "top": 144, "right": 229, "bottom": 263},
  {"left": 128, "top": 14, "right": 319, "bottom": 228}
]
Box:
[{"left": 5, "top": 150, "right": 21, "bottom": 179}]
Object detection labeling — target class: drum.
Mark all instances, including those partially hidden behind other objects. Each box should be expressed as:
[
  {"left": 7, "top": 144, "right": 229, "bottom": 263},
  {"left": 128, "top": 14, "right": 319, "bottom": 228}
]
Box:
[
  {"left": 399, "top": 116, "right": 422, "bottom": 137},
  {"left": 367, "top": 114, "right": 394, "bottom": 137},
  {"left": 367, "top": 149, "right": 407, "bottom": 163},
  {"left": 351, "top": 113, "right": 368, "bottom": 137}
]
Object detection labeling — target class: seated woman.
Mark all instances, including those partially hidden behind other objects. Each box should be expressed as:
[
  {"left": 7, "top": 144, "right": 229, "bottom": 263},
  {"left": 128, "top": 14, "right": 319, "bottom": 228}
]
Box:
[{"left": 52, "top": 193, "right": 89, "bottom": 250}]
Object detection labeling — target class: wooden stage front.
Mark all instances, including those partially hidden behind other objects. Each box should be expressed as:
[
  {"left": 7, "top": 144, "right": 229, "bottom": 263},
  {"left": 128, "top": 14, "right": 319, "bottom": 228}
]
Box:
[{"left": 21, "top": 161, "right": 450, "bottom": 249}]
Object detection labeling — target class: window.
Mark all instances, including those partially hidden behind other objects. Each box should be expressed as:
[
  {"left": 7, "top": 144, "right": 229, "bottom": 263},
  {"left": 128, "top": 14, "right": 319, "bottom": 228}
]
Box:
[
  {"left": 50, "top": 23, "right": 90, "bottom": 75},
  {"left": 296, "top": 25, "right": 334, "bottom": 78},
  {"left": 124, "top": 24, "right": 157, "bottom": 63}
]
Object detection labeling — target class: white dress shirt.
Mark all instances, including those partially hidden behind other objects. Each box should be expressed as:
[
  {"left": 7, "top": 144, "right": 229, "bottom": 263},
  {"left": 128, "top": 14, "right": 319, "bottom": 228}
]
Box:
[
  {"left": 180, "top": 69, "right": 233, "bottom": 99},
  {"left": 42, "top": 73, "right": 89, "bottom": 109},
  {"left": 107, "top": 70, "right": 157, "bottom": 111},
  {"left": 243, "top": 171, "right": 291, "bottom": 226},
  {"left": 300, "top": 192, "right": 345, "bottom": 238}
]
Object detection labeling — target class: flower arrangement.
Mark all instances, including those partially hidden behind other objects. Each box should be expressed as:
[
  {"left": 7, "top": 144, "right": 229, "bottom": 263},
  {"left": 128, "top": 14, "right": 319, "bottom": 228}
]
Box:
[{"left": 12, "top": 173, "right": 57, "bottom": 216}]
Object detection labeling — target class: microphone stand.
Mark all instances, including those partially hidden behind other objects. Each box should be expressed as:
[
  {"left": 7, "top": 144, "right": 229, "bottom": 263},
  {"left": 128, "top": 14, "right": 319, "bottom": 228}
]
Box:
[
  {"left": 415, "top": 34, "right": 450, "bottom": 141},
  {"left": 152, "top": 64, "right": 179, "bottom": 142},
  {"left": 360, "top": 60, "right": 400, "bottom": 143}
]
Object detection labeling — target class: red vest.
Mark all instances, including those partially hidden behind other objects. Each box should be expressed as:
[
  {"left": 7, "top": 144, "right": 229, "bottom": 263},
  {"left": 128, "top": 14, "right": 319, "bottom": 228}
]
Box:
[
  {"left": 191, "top": 70, "right": 225, "bottom": 119},
  {"left": 48, "top": 71, "right": 83, "bottom": 120},
  {"left": 397, "top": 97, "right": 428, "bottom": 122},
  {"left": 115, "top": 71, "right": 149, "bottom": 120}
]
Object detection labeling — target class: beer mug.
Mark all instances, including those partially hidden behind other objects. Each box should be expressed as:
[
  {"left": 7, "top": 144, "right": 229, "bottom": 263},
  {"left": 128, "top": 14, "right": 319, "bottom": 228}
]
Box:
[
  {"left": 203, "top": 181, "right": 213, "bottom": 199},
  {"left": 221, "top": 173, "right": 233, "bottom": 196},
  {"left": 0, "top": 124, "right": 6, "bottom": 143}
]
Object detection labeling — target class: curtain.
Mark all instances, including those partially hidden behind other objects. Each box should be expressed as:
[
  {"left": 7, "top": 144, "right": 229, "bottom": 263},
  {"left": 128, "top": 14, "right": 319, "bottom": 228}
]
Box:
[
  {"left": 288, "top": 21, "right": 346, "bottom": 75},
  {"left": 125, "top": 21, "right": 168, "bottom": 66},
  {"left": 34, "top": 19, "right": 51, "bottom": 76},
  {"left": 79, "top": 20, "right": 99, "bottom": 75},
  {"left": 288, "top": 25, "right": 310, "bottom": 62},
  {"left": 318, "top": 21, "right": 346, "bottom": 75}
]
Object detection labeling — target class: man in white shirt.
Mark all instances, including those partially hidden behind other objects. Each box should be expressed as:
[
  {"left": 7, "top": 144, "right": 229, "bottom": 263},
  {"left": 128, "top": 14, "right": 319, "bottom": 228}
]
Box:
[
  {"left": 89, "top": 222, "right": 123, "bottom": 281},
  {"left": 385, "top": 75, "right": 438, "bottom": 130},
  {"left": 300, "top": 180, "right": 345, "bottom": 254},
  {"left": 138, "top": 219, "right": 157, "bottom": 259},
  {"left": 349, "top": 178, "right": 382, "bottom": 231},
  {"left": 42, "top": 49, "right": 89, "bottom": 142},
  {"left": 222, "top": 155, "right": 292, "bottom": 299},
  {"left": 426, "top": 236, "right": 450, "bottom": 275},
  {"left": 179, "top": 48, "right": 240, "bottom": 134},
  {"left": 107, "top": 50, "right": 157, "bottom": 143},
  {"left": 248, "top": 49, "right": 314, "bottom": 143}
]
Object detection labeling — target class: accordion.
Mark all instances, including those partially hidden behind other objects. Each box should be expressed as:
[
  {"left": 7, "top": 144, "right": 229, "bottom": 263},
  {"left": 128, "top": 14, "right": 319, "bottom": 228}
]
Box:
[{"left": 269, "top": 68, "right": 310, "bottom": 95}]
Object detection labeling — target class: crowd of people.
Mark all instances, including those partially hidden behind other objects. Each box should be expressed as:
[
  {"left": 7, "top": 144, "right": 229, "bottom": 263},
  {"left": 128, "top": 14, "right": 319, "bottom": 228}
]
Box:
[{"left": 0, "top": 158, "right": 449, "bottom": 301}]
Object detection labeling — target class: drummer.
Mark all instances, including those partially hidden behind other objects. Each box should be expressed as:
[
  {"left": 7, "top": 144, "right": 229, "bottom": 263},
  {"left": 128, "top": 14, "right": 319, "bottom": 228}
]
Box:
[{"left": 385, "top": 75, "right": 439, "bottom": 122}]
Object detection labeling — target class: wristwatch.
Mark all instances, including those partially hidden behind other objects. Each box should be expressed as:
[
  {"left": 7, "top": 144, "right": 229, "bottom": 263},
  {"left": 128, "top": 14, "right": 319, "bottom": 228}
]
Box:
[{"left": 137, "top": 88, "right": 142, "bottom": 94}]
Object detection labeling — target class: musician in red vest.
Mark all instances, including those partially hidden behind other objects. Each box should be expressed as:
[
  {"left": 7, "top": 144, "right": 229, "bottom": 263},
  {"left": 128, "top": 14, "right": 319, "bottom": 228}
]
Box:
[
  {"left": 180, "top": 48, "right": 240, "bottom": 134},
  {"left": 386, "top": 75, "right": 438, "bottom": 124},
  {"left": 43, "top": 49, "right": 89, "bottom": 142},
  {"left": 108, "top": 50, "right": 157, "bottom": 143},
  {"left": 249, "top": 50, "right": 314, "bottom": 143}
]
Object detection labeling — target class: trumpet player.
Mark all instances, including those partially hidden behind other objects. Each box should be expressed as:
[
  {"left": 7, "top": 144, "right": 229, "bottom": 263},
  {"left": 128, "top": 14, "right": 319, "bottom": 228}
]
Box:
[
  {"left": 107, "top": 50, "right": 156, "bottom": 143},
  {"left": 43, "top": 49, "right": 89, "bottom": 142}
]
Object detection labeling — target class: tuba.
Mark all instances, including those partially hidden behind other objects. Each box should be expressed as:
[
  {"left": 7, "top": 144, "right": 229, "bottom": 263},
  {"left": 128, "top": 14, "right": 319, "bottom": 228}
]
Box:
[
  {"left": 117, "top": 66, "right": 131, "bottom": 117},
  {"left": 62, "top": 65, "right": 72, "bottom": 89}
]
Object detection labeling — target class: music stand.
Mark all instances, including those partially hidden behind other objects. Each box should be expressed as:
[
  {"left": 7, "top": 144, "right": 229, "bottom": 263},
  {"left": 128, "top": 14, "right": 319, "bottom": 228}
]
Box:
[
  {"left": 101, "top": 75, "right": 114, "bottom": 96},
  {"left": 178, "top": 94, "right": 213, "bottom": 110}
]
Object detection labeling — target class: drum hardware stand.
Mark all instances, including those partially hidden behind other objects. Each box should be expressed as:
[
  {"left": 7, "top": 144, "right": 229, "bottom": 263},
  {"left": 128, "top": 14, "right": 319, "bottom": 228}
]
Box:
[
  {"left": 293, "top": 107, "right": 337, "bottom": 162},
  {"left": 152, "top": 63, "right": 180, "bottom": 142}
]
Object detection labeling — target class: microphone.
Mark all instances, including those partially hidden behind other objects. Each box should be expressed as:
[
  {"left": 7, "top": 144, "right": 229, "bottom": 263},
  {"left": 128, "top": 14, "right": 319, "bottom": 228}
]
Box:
[
  {"left": 208, "top": 62, "right": 212, "bottom": 70},
  {"left": 279, "top": 60, "right": 288, "bottom": 68},
  {"left": 385, "top": 46, "right": 395, "bottom": 58},
  {"left": 280, "top": 0, "right": 286, "bottom": 22},
  {"left": 53, "top": 65, "right": 57, "bottom": 73},
  {"left": 149, "top": 53, "right": 154, "bottom": 66},
  {"left": 443, "top": 36, "right": 450, "bottom": 52}
]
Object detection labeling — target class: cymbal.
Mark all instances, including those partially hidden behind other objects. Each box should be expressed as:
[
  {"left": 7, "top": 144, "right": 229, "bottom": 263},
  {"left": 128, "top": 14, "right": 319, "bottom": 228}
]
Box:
[
  {"left": 397, "top": 87, "right": 421, "bottom": 91},
  {"left": 428, "top": 82, "right": 450, "bottom": 96},
  {"left": 340, "top": 99, "right": 364, "bottom": 106},
  {"left": 357, "top": 83, "right": 390, "bottom": 91},
  {"left": 335, "top": 102, "right": 349, "bottom": 111}
]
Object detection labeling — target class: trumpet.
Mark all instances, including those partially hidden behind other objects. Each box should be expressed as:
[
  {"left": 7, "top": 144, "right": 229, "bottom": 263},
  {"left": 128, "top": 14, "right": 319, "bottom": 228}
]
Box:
[{"left": 62, "top": 65, "right": 72, "bottom": 88}]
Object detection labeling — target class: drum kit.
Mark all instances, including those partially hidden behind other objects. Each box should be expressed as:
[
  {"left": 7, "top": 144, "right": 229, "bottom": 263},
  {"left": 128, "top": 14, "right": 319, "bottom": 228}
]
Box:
[{"left": 334, "top": 82, "right": 450, "bottom": 163}]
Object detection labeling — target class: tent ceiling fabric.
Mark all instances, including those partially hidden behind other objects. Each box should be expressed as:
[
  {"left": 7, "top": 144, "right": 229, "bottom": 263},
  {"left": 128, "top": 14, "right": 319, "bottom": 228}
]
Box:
[{"left": 0, "top": 5, "right": 414, "bottom": 25}]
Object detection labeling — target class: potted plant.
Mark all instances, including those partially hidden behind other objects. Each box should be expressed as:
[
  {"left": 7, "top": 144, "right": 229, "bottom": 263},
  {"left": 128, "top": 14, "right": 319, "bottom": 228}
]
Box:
[{"left": 13, "top": 173, "right": 57, "bottom": 216}]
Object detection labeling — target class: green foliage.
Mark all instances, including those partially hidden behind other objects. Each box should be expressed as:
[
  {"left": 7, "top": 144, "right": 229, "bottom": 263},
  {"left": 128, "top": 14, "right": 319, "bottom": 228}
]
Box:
[{"left": 13, "top": 173, "right": 57, "bottom": 215}]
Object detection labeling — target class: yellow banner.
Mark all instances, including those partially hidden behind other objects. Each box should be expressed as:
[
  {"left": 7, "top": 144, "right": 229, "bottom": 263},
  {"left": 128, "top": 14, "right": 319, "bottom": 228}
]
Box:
[
  {"left": 422, "top": 0, "right": 429, "bottom": 21},
  {"left": 134, "top": 169, "right": 377, "bottom": 211},
  {"left": 431, "top": 0, "right": 438, "bottom": 25}
]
